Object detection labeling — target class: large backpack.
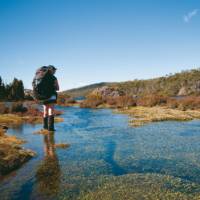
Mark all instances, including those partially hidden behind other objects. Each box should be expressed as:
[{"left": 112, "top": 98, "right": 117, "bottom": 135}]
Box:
[{"left": 32, "top": 66, "right": 55, "bottom": 100}]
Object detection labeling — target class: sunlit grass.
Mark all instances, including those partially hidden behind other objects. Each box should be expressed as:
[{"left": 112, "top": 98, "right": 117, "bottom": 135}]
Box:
[
  {"left": 117, "top": 106, "right": 200, "bottom": 126},
  {"left": 0, "top": 114, "right": 23, "bottom": 125},
  {"left": 0, "top": 114, "right": 63, "bottom": 127},
  {"left": 0, "top": 127, "right": 36, "bottom": 176}
]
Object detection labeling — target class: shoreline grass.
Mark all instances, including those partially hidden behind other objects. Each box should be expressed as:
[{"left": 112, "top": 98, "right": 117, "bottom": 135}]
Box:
[
  {"left": 117, "top": 106, "right": 200, "bottom": 127},
  {"left": 0, "top": 127, "right": 36, "bottom": 176},
  {"left": 0, "top": 114, "right": 64, "bottom": 127}
]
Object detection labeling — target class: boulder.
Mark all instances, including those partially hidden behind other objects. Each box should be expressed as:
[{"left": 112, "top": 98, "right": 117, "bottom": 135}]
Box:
[
  {"left": 177, "top": 87, "right": 188, "bottom": 96},
  {"left": 91, "top": 86, "right": 124, "bottom": 98}
]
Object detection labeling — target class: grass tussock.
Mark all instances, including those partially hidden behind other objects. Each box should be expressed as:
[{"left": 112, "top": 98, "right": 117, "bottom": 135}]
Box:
[
  {"left": 54, "top": 143, "right": 70, "bottom": 149},
  {"left": 0, "top": 127, "right": 36, "bottom": 176},
  {"left": 80, "top": 95, "right": 136, "bottom": 109},
  {"left": 137, "top": 95, "right": 168, "bottom": 107},
  {"left": 0, "top": 127, "right": 25, "bottom": 144},
  {"left": 106, "top": 95, "right": 137, "bottom": 108},
  {"left": 167, "top": 96, "right": 200, "bottom": 110},
  {"left": 57, "top": 94, "right": 77, "bottom": 106},
  {"left": 0, "top": 101, "right": 64, "bottom": 126},
  {"left": 0, "top": 113, "right": 63, "bottom": 126},
  {"left": 80, "top": 95, "right": 105, "bottom": 108},
  {"left": 33, "top": 129, "right": 50, "bottom": 135},
  {"left": 119, "top": 106, "right": 200, "bottom": 127},
  {"left": 136, "top": 95, "right": 200, "bottom": 110},
  {"left": 0, "top": 134, "right": 25, "bottom": 145},
  {"left": 81, "top": 93, "right": 200, "bottom": 111},
  {"left": 0, "top": 114, "right": 24, "bottom": 125}
]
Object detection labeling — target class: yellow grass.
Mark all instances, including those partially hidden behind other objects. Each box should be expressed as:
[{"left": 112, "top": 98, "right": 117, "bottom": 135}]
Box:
[
  {"left": 0, "top": 128, "right": 25, "bottom": 145},
  {"left": 54, "top": 143, "right": 70, "bottom": 149},
  {"left": 0, "top": 114, "right": 23, "bottom": 125},
  {"left": 55, "top": 117, "right": 64, "bottom": 123},
  {"left": 118, "top": 106, "right": 200, "bottom": 127},
  {"left": 33, "top": 129, "right": 50, "bottom": 135},
  {"left": 0, "top": 128, "right": 36, "bottom": 176},
  {"left": 0, "top": 114, "right": 64, "bottom": 127}
]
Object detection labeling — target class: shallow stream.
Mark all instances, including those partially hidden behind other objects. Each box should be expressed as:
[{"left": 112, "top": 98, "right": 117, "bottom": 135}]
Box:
[{"left": 1, "top": 106, "right": 200, "bottom": 199}]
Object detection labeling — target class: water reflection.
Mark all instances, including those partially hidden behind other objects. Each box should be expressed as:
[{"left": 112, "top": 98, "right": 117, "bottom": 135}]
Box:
[{"left": 36, "top": 132, "right": 61, "bottom": 197}]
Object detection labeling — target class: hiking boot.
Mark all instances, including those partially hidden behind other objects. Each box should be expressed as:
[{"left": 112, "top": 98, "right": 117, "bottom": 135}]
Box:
[
  {"left": 48, "top": 115, "right": 56, "bottom": 131},
  {"left": 43, "top": 117, "right": 48, "bottom": 130}
]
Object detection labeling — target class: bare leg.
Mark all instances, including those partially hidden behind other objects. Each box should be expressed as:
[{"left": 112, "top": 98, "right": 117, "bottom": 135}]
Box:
[
  {"left": 43, "top": 105, "right": 48, "bottom": 117},
  {"left": 48, "top": 104, "right": 55, "bottom": 131},
  {"left": 48, "top": 104, "right": 54, "bottom": 116},
  {"left": 43, "top": 105, "right": 48, "bottom": 129}
]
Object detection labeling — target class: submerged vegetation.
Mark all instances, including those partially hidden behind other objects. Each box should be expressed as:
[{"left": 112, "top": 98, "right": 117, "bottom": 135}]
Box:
[{"left": 79, "top": 174, "right": 200, "bottom": 200}]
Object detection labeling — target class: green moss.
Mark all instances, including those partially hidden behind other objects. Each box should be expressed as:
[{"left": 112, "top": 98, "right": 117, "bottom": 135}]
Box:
[{"left": 79, "top": 174, "right": 200, "bottom": 200}]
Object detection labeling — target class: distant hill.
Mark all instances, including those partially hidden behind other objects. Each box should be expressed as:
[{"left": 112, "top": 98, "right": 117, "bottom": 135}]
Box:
[
  {"left": 61, "top": 68, "right": 200, "bottom": 98},
  {"left": 116, "top": 68, "right": 200, "bottom": 96},
  {"left": 61, "top": 82, "right": 114, "bottom": 97}
]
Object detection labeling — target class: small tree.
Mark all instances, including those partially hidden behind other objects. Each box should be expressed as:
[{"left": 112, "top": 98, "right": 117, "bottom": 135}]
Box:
[
  {"left": 0, "top": 76, "right": 6, "bottom": 100},
  {"left": 9, "top": 78, "right": 25, "bottom": 101}
]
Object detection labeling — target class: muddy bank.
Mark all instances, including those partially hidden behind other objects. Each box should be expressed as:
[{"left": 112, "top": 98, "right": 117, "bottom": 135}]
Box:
[{"left": 0, "top": 127, "right": 36, "bottom": 177}]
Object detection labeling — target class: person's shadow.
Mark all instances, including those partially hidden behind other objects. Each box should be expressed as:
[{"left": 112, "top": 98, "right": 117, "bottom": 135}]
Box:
[{"left": 36, "top": 132, "right": 61, "bottom": 198}]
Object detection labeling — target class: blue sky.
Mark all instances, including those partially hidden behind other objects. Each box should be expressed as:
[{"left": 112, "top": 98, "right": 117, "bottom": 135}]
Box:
[{"left": 0, "top": 0, "right": 200, "bottom": 90}]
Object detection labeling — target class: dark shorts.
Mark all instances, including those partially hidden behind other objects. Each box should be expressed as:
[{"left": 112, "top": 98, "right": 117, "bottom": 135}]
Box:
[{"left": 41, "top": 94, "right": 57, "bottom": 105}]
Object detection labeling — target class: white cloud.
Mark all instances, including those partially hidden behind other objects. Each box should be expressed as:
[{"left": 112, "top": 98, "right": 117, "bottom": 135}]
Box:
[{"left": 183, "top": 9, "right": 199, "bottom": 23}]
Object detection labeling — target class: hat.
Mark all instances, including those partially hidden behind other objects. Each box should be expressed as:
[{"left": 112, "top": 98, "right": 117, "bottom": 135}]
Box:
[{"left": 48, "top": 65, "right": 57, "bottom": 70}]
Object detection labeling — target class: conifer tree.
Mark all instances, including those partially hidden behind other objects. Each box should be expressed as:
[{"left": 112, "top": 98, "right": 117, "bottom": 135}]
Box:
[
  {"left": 9, "top": 78, "right": 25, "bottom": 100},
  {"left": 0, "top": 76, "right": 6, "bottom": 100}
]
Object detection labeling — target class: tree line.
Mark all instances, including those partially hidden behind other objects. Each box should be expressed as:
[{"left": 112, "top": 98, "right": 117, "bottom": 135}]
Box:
[{"left": 0, "top": 76, "right": 25, "bottom": 101}]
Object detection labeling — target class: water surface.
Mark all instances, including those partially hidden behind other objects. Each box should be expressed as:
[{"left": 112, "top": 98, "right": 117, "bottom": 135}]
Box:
[{"left": 1, "top": 106, "right": 200, "bottom": 199}]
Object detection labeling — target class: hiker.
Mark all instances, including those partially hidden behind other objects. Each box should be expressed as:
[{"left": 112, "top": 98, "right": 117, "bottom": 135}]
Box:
[{"left": 32, "top": 65, "right": 59, "bottom": 131}]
